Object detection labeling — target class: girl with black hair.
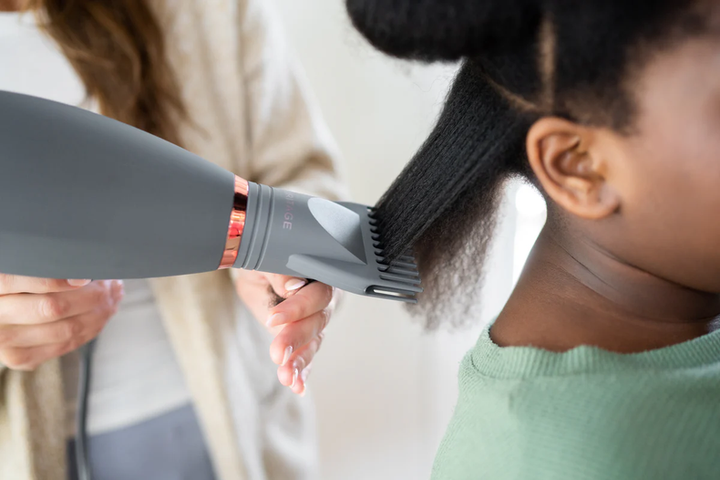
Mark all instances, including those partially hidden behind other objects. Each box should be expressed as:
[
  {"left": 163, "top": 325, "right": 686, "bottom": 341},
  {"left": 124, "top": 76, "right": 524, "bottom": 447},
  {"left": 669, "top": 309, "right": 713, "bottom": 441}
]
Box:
[{"left": 347, "top": 0, "right": 720, "bottom": 478}]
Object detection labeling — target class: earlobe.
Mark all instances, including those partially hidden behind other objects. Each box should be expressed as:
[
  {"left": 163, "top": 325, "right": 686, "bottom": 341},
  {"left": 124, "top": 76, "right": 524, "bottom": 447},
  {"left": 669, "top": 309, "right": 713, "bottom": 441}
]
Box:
[{"left": 526, "top": 117, "right": 620, "bottom": 220}]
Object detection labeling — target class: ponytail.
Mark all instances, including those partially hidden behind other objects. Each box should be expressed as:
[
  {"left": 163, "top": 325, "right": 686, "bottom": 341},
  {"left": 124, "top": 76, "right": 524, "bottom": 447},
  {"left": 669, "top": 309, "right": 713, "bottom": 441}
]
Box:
[{"left": 375, "top": 61, "right": 533, "bottom": 327}]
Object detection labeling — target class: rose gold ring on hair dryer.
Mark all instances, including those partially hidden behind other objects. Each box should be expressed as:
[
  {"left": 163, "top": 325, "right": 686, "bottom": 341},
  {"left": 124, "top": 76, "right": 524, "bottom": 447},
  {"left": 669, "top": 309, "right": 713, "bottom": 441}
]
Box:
[{"left": 219, "top": 176, "right": 249, "bottom": 269}]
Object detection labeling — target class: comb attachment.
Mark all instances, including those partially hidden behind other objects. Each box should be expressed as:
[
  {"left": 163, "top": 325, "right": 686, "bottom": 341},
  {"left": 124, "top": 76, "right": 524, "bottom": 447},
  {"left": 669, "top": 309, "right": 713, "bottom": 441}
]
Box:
[
  {"left": 240, "top": 191, "right": 422, "bottom": 305},
  {"left": 366, "top": 208, "right": 422, "bottom": 303}
]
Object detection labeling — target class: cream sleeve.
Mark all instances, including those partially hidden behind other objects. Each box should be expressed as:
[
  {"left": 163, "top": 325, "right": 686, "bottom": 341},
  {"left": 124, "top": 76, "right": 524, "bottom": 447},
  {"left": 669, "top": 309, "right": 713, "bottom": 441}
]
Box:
[{"left": 235, "top": 0, "right": 350, "bottom": 202}]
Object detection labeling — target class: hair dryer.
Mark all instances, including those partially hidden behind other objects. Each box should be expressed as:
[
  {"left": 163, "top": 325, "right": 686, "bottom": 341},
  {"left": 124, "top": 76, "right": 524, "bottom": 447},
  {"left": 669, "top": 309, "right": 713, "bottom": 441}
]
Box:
[{"left": 0, "top": 91, "right": 421, "bottom": 303}]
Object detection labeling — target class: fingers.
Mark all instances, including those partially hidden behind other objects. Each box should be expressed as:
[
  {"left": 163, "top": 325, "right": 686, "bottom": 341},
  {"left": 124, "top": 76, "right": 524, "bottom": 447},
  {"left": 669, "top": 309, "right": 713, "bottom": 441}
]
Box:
[
  {"left": 265, "top": 274, "right": 308, "bottom": 300},
  {"left": 254, "top": 275, "right": 334, "bottom": 397},
  {"left": 0, "top": 280, "right": 122, "bottom": 326},
  {"left": 278, "top": 361, "right": 313, "bottom": 396},
  {"left": 0, "top": 301, "right": 118, "bottom": 348},
  {"left": 266, "top": 281, "right": 333, "bottom": 328},
  {"left": 269, "top": 309, "right": 329, "bottom": 365},
  {"left": 0, "top": 341, "right": 86, "bottom": 371},
  {"left": 0, "top": 274, "right": 91, "bottom": 295},
  {"left": 277, "top": 334, "right": 323, "bottom": 396},
  {"left": 0, "top": 299, "right": 120, "bottom": 370},
  {"left": 0, "top": 280, "right": 123, "bottom": 371}
]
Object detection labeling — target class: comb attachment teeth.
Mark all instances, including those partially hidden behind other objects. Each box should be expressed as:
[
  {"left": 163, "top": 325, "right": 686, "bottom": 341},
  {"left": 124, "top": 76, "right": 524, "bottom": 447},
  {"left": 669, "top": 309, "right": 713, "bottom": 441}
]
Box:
[
  {"left": 367, "top": 207, "right": 422, "bottom": 303},
  {"left": 378, "top": 264, "right": 419, "bottom": 276}
]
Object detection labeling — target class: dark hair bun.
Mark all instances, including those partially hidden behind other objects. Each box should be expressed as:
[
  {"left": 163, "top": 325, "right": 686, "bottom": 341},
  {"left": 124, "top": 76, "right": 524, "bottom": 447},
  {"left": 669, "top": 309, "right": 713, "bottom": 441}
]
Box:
[{"left": 346, "top": 0, "right": 540, "bottom": 61}]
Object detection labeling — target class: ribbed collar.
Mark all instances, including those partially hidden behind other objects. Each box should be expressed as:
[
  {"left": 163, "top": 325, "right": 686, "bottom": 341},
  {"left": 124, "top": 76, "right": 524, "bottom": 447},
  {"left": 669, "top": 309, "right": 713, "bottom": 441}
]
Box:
[{"left": 471, "top": 323, "right": 720, "bottom": 380}]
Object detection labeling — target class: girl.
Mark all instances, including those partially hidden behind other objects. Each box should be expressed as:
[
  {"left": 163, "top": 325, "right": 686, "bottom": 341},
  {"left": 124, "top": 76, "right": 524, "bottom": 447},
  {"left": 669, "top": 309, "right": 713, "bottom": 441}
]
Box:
[
  {"left": 348, "top": 0, "right": 720, "bottom": 478},
  {"left": 0, "top": 0, "right": 346, "bottom": 479}
]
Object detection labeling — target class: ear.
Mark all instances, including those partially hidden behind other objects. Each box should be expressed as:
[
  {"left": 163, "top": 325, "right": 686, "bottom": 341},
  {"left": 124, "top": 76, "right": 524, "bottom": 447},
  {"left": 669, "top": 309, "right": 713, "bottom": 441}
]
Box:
[{"left": 526, "top": 117, "right": 620, "bottom": 220}]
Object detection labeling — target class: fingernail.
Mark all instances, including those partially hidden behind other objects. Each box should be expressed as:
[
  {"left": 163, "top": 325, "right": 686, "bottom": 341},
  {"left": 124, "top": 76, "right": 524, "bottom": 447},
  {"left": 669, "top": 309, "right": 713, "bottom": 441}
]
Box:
[
  {"left": 112, "top": 281, "right": 124, "bottom": 299},
  {"left": 284, "top": 278, "right": 306, "bottom": 292},
  {"left": 291, "top": 368, "right": 299, "bottom": 388},
  {"left": 301, "top": 368, "right": 310, "bottom": 383},
  {"left": 281, "top": 346, "right": 293, "bottom": 366},
  {"left": 266, "top": 313, "right": 286, "bottom": 328},
  {"left": 67, "top": 279, "right": 91, "bottom": 287},
  {"left": 299, "top": 386, "right": 306, "bottom": 397}
]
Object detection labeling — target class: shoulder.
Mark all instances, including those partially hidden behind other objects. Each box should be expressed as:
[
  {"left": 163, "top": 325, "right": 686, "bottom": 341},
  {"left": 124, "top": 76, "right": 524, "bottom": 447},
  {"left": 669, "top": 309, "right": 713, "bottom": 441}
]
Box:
[{"left": 435, "top": 352, "right": 720, "bottom": 479}]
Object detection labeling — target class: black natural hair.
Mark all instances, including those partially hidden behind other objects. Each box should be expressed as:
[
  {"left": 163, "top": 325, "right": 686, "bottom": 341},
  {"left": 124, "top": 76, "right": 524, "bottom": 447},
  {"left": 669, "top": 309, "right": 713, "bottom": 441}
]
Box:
[{"left": 347, "top": 0, "right": 713, "bottom": 328}]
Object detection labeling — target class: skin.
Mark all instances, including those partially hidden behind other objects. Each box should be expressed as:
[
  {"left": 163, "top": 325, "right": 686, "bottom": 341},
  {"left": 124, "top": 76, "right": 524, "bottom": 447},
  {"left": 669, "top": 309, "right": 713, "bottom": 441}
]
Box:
[
  {"left": 0, "top": 0, "right": 335, "bottom": 395},
  {"left": 234, "top": 271, "right": 336, "bottom": 396},
  {"left": 0, "top": 277, "right": 123, "bottom": 370},
  {"left": 493, "top": 36, "right": 720, "bottom": 353}
]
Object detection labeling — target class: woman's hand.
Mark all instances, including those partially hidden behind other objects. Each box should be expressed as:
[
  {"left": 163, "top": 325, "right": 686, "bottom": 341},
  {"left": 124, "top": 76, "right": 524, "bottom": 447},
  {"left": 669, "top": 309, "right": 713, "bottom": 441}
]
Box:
[
  {"left": 234, "top": 271, "right": 337, "bottom": 396},
  {"left": 0, "top": 275, "right": 124, "bottom": 370}
]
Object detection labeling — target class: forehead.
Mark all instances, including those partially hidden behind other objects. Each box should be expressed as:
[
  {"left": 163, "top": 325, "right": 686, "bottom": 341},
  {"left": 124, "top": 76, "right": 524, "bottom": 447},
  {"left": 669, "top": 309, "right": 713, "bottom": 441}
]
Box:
[{"left": 631, "top": 35, "right": 720, "bottom": 131}]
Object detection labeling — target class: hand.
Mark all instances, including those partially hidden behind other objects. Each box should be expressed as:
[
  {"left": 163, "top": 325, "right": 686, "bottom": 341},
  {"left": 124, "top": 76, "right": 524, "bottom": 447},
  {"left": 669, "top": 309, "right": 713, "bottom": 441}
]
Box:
[
  {"left": 233, "top": 271, "right": 337, "bottom": 396},
  {"left": 0, "top": 275, "right": 124, "bottom": 370}
]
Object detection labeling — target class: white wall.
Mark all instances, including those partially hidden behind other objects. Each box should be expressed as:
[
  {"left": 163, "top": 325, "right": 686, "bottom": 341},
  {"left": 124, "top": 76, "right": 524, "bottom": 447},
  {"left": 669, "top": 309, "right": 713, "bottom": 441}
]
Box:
[{"left": 271, "top": 1, "right": 531, "bottom": 478}]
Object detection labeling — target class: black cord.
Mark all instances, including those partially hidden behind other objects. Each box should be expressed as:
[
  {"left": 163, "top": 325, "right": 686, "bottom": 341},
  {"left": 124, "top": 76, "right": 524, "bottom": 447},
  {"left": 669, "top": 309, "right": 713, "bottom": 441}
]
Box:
[{"left": 75, "top": 340, "right": 95, "bottom": 480}]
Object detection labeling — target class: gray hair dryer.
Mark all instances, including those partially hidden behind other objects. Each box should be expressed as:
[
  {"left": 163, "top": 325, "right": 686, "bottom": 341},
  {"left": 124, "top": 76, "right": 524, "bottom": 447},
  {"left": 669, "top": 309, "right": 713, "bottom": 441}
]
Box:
[{"left": 0, "top": 91, "right": 421, "bottom": 303}]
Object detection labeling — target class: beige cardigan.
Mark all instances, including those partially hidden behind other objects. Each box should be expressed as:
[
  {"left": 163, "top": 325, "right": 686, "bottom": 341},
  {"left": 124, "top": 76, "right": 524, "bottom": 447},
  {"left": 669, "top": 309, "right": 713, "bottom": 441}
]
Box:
[{"left": 0, "top": 0, "right": 347, "bottom": 478}]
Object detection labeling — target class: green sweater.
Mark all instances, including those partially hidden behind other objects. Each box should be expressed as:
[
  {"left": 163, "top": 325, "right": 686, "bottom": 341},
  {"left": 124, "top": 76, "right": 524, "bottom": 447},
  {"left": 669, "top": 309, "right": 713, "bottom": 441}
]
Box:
[{"left": 431, "top": 325, "right": 720, "bottom": 479}]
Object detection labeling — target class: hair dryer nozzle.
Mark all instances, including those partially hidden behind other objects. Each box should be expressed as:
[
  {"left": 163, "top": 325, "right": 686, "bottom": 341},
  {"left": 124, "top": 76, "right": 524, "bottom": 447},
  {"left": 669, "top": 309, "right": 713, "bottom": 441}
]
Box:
[{"left": 230, "top": 182, "right": 422, "bottom": 303}]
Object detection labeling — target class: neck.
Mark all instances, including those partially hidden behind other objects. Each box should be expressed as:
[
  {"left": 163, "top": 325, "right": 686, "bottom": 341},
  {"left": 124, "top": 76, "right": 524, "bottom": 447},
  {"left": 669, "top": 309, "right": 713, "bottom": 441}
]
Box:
[{"left": 493, "top": 226, "right": 720, "bottom": 353}]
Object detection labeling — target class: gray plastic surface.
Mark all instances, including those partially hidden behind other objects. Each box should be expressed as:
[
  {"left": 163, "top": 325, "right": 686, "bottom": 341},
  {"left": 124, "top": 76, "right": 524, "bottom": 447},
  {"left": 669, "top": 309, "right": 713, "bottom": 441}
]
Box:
[
  {"left": 235, "top": 186, "right": 366, "bottom": 274},
  {"left": 0, "top": 91, "right": 421, "bottom": 302},
  {"left": 0, "top": 91, "right": 235, "bottom": 279},
  {"left": 235, "top": 186, "right": 422, "bottom": 301}
]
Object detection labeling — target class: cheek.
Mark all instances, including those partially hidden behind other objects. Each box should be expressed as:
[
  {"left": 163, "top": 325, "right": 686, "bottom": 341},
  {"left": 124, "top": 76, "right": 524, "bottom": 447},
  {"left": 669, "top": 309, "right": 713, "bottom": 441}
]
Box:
[
  {"left": 599, "top": 36, "right": 720, "bottom": 289},
  {"left": 630, "top": 109, "right": 720, "bottom": 212},
  {"left": 611, "top": 127, "right": 720, "bottom": 290}
]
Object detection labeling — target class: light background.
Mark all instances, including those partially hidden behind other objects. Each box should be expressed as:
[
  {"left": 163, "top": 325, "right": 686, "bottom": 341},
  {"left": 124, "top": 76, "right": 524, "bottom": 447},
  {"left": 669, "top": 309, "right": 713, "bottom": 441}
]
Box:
[{"left": 271, "top": 1, "right": 547, "bottom": 478}]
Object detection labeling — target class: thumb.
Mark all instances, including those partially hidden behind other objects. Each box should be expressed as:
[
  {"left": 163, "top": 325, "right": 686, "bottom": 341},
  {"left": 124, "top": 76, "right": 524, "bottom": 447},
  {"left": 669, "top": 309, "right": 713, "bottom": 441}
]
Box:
[{"left": 264, "top": 274, "right": 308, "bottom": 300}]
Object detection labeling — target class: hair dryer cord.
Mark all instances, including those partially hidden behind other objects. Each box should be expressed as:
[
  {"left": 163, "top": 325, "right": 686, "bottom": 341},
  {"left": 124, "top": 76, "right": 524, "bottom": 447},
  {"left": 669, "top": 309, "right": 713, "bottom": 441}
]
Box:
[{"left": 75, "top": 340, "right": 95, "bottom": 480}]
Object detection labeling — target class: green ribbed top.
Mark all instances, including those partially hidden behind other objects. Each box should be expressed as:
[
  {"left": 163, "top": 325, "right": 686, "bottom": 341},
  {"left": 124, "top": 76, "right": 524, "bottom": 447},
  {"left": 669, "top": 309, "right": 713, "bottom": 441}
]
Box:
[{"left": 431, "top": 325, "right": 720, "bottom": 479}]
